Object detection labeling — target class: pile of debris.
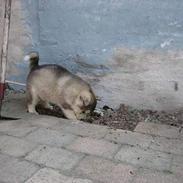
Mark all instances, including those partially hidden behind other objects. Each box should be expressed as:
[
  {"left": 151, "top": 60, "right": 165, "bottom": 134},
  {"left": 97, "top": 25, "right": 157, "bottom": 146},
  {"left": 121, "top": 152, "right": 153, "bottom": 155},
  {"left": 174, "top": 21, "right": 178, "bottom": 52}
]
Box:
[
  {"left": 37, "top": 103, "right": 183, "bottom": 131},
  {"left": 85, "top": 104, "right": 183, "bottom": 130}
]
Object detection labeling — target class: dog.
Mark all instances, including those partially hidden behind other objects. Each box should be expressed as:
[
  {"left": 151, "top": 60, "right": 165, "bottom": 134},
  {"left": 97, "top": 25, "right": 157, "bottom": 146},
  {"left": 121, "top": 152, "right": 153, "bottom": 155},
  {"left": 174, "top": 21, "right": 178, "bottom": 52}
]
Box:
[{"left": 24, "top": 52, "right": 97, "bottom": 120}]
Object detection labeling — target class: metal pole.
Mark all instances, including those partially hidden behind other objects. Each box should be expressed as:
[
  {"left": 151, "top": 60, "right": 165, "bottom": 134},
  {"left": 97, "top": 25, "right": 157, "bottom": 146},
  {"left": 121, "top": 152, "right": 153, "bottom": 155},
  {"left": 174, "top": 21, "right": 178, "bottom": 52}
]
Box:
[{"left": 5, "top": 80, "right": 26, "bottom": 86}]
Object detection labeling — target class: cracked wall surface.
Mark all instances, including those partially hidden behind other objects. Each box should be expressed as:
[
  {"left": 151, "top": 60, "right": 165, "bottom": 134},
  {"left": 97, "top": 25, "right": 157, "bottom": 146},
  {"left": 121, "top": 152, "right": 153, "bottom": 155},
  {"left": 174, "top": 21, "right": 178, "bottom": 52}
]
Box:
[{"left": 3, "top": 0, "right": 183, "bottom": 110}]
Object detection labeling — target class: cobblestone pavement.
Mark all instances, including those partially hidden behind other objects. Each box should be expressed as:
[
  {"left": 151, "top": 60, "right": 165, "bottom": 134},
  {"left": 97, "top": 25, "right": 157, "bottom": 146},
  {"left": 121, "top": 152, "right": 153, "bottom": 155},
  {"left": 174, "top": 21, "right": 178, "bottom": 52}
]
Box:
[{"left": 0, "top": 113, "right": 183, "bottom": 183}]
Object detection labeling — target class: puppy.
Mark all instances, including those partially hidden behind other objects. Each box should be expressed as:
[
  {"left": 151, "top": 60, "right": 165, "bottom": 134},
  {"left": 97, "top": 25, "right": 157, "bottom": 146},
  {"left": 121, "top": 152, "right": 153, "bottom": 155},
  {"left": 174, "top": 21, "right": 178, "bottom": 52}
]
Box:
[{"left": 25, "top": 52, "right": 97, "bottom": 120}]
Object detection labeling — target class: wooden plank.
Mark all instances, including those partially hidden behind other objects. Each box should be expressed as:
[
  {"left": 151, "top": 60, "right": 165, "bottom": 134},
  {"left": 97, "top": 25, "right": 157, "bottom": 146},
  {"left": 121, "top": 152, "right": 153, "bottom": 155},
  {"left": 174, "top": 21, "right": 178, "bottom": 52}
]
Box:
[
  {"left": 0, "top": 0, "right": 11, "bottom": 105},
  {"left": 0, "top": 0, "right": 11, "bottom": 82},
  {"left": 1, "top": 0, "right": 12, "bottom": 83},
  {"left": 0, "top": 0, "right": 6, "bottom": 102},
  {"left": 0, "top": 0, "right": 5, "bottom": 67}
]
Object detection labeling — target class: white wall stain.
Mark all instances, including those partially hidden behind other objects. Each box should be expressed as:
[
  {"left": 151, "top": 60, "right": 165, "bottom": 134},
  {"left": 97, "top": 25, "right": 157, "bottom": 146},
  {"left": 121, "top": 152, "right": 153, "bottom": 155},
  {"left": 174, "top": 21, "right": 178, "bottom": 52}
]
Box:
[
  {"left": 168, "top": 21, "right": 182, "bottom": 28},
  {"left": 102, "top": 49, "right": 107, "bottom": 52},
  {"left": 158, "top": 31, "right": 182, "bottom": 38},
  {"left": 160, "top": 39, "right": 173, "bottom": 48}
]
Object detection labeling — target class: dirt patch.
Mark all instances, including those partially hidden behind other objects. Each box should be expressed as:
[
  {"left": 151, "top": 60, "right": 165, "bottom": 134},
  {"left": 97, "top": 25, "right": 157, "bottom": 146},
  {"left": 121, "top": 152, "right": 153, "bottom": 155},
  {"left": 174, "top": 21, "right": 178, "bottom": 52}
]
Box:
[{"left": 36, "top": 104, "right": 183, "bottom": 131}]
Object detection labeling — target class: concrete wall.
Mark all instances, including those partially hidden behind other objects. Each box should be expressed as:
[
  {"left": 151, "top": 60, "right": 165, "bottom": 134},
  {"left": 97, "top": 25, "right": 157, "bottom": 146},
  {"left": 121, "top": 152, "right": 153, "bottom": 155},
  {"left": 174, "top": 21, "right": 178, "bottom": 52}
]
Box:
[
  {"left": 5, "top": 0, "right": 183, "bottom": 110},
  {"left": 5, "top": 0, "right": 32, "bottom": 85}
]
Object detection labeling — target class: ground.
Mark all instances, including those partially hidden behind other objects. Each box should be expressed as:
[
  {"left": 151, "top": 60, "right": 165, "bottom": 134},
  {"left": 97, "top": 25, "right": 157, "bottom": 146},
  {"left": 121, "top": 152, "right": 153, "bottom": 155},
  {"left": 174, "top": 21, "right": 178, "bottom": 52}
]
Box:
[{"left": 0, "top": 92, "right": 183, "bottom": 183}]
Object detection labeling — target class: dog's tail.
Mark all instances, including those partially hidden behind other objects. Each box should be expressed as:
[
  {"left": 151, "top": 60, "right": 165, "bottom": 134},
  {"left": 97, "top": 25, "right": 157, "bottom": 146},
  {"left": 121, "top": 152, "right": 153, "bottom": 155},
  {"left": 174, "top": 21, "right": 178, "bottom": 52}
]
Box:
[{"left": 24, "top": 52, "right": 39, "bottom": 70}]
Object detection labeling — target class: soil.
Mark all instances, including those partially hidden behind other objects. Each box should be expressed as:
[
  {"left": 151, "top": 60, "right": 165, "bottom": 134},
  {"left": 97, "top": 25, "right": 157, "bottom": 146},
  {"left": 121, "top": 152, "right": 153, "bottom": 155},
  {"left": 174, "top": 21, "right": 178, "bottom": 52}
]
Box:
[{"left": 36, "top": 104, "right": 183, "bottom": 131}]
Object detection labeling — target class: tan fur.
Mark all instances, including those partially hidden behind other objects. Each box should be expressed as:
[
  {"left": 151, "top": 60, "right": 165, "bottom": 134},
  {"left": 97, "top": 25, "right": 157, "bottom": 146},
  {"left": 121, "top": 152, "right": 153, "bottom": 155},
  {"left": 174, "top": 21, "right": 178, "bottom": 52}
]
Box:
[{"left": 26, "top": 52, "right": 96, "bottom": 120}]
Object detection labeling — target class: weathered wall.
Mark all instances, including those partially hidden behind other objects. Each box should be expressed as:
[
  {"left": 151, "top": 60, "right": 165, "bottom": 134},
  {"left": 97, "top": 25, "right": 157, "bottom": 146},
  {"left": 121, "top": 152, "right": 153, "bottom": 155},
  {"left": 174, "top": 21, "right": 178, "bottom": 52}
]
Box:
[
  {"left": 23, "top": 0, "right": 183, "bottom": 69},
  {"left": 5, "top": 0, "right": 183, "bottom": 110},
  {"left": 5, "top": 0, "right": 32, "bottom": 85},
  {"left": 0, "top": 1, "right": 5, "bottom": 59}
]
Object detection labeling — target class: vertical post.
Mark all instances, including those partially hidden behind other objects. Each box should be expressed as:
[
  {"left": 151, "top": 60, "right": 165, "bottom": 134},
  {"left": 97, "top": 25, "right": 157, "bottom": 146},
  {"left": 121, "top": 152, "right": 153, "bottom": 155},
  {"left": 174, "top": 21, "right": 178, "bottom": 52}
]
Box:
[{"left": 0, "top": 0, "right": 12, "bottom": 113}]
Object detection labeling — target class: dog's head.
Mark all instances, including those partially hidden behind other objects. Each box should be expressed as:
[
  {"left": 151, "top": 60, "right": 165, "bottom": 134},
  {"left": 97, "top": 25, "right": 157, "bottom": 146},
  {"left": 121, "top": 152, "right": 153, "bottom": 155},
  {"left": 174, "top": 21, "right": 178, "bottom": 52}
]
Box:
[{"left": 74, "top": 89, "right": 97, "bottom": 119}]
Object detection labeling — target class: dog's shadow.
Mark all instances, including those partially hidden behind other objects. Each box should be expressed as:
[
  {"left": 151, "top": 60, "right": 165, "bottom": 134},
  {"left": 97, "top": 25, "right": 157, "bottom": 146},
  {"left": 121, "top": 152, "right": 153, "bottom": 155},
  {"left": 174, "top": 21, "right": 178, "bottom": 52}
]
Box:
[
  {"left": 35, "top": 104, "right": 101, "bottom": 123},
  {"left": 36, "top": 105, "right": 65, "bottom": 118}
]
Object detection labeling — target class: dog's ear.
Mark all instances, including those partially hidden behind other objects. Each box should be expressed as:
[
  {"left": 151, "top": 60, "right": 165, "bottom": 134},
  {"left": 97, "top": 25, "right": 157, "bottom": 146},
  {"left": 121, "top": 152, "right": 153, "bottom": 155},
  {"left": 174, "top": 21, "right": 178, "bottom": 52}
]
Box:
[{"left": 80, "top": 93, "right": 90, "bottom": 107}]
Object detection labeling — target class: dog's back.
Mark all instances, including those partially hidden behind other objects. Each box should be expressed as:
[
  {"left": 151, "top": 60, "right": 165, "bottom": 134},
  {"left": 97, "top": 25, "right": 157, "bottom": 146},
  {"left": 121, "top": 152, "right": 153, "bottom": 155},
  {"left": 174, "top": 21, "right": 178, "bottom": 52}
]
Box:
[{"left": 27, "top": 64, "right": 90, "bottom": 103}]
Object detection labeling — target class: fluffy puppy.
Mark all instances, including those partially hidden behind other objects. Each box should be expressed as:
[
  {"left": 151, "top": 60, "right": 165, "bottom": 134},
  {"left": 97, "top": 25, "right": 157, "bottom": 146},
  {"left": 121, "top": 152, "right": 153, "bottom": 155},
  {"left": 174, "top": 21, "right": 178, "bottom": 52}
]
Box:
[{"left": 25, "top": 52, "right": 96, "bottom": 120}]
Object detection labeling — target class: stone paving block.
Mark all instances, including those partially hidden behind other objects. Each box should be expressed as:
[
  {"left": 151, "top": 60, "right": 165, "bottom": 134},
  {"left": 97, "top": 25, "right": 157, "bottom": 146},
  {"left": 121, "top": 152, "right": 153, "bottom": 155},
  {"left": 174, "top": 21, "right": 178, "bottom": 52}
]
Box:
[
  {"left": 134, "top": 168, "right": 182, "bottom": 183},
  {"left": 67, "top": 137, "right": 119, "bottom": 159},
  {"left": 25, "top": 167, "right": 93, "bottom": 183},
  {"left": 135, "top": 122, "right": 179, "bottom": 138},
  {"left": 0, "top": 135, "right": 37, "bottom": 157},
  {"left": 0, "top": 153, "right": 39, "bottom": 183},
  {"left": 0, "top": 120, "right": 37, "bottom": 137},
  {"left": 115, "top": 145, "right": 171, "bottom": 171},
  {"left": 25, "top": 145, "right": 84, "bottom": 171},
  {"left": 105, "top": 129, "right": 153, "bottom": 148},
  {"left": 74, "top": 156, "right": 136, "bottom": 183},
  {"left": 171, "top": 155, "right": 183, "bottom": 177},
  {"left": 25, "top": 128, "right": 77, "bottom": 147},
  {"left": 178, "top": 129, "right": 183, "bottom": 139},
  {"left": 28, "top": 116, "right": 69, "bottom": 129},
  {"left": 53, "top": 120, "right": 109, "bottom": 138},
  {"left": 150, "top": 136, "right": 183, "bottom": 155}
]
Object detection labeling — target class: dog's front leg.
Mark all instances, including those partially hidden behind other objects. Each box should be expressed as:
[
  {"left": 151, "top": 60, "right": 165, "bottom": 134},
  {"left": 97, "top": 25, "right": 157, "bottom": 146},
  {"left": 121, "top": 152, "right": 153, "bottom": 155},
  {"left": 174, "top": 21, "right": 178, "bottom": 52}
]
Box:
[{"left": 62, "top": 108, "right": 77, "bottom": 120}]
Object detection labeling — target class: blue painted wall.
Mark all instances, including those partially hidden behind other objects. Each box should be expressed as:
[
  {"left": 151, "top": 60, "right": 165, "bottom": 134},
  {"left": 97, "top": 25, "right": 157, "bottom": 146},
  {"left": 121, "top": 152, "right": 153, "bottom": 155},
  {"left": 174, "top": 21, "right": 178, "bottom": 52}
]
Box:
[{"left": 21, "top": 0, "right": 183, "bottom": 73}]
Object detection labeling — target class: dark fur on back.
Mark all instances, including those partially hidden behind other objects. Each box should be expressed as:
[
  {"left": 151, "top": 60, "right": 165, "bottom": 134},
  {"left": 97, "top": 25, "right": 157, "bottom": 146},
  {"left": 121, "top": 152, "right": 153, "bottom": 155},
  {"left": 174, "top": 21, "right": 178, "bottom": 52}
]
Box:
[{"left": 31, "top": 64, "right": 69, "bottom": 76}]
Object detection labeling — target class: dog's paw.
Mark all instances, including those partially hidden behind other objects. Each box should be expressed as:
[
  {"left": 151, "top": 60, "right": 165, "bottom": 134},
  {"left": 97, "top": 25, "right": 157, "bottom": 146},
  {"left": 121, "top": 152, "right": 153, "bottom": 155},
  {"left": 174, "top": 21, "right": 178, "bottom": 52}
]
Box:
[{"left": 27, "top": 105, "right": 39, "bottom": 115}]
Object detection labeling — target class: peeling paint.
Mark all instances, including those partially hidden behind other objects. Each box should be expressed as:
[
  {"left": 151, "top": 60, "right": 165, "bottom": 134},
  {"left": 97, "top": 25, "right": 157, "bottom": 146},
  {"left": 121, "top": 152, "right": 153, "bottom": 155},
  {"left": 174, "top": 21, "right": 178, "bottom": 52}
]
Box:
[
  {"left": 168, "top": 21, "right": 182, "bottom": 28},
  {"left": 160, "top": 39, "right": 173, "bottom": 48}
]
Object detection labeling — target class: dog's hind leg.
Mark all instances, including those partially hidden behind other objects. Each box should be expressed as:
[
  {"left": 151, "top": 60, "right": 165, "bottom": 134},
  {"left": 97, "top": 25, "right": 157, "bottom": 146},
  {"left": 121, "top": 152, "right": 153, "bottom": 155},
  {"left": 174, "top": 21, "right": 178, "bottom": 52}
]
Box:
[{"left": 27, "top": 88, "right": 39, "bottom": 114}]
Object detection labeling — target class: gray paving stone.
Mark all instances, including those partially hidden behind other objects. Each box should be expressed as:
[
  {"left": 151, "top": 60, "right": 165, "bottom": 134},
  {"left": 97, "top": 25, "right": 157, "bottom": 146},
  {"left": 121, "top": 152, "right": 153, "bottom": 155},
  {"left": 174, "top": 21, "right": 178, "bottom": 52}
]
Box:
[
  {"left": 0, "top": 153, "right": 39, "bottom": 183},
  {"left": 25, "top": 145, "right": 84, "bottom": 171},
  {"left": 25, "top": 128, "right": 77, "bottom": 147},
  {"left": 115, "top": 145, "right": 171, "bottom": 171},
  {"left": 134, "top": 168, "right": 182, "bottom": 183},
  {"left": 171, "top": 155, "right": 183, "bottom": 177},
  {"left": 0, "top": 120, "right": 37, "bottom": 137},
  {"left": 75, "top": 156, "right": 136, "bottom": 183},
  {"left": 67, "top": 137, "right": 119, "bottom": 159},
  {"left": 105, "top": 129, "right": 153, "bottom": 148},
  {"left": 0, "top": 135, "right": 37, "bottom": 157},
  {"left": 28, "top": 116, "right": 69, "bottom": 129},
  {"left": 178, "top": 128, "right": 183, "bottom": 139},
  {"left": 25, "top": 167, "right": 93, "bottom": 183},
  {"left": 150, "top": 136, "right": 183, "bottom": 155},
  {"left": 53, "top": 120, "right": 109, "bottom": 138},
  {"left": 135, "top": 122, "right": 179, "bottom": 138}
]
